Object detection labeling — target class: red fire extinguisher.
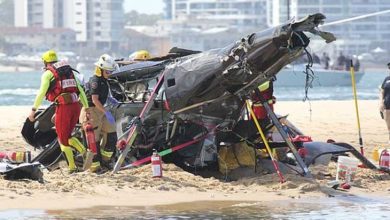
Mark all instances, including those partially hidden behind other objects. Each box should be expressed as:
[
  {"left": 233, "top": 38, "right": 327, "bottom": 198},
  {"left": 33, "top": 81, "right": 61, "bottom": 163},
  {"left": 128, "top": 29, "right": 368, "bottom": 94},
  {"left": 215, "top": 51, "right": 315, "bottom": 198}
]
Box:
[
  {"left": 116, "top": 139, "right": 127, "bottom": 151},
  {"left": 0, "top": 151, "right": 31, "bottom": 163},
  {"left": 84, "top": 123, "right": 97, "bottom": 154},
  {"left": 379, "top": 149, "right": 390, "bottom": 170},
  {"left": 151, "top": 150, "right": 162, "bottom": 178}
]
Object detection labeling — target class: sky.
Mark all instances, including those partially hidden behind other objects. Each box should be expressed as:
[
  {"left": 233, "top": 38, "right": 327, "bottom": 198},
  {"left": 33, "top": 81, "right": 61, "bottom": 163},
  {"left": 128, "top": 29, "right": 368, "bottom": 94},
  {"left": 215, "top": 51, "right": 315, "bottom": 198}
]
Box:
[{"left": 123, "top": 0, "right": 164, "bottom": 14}]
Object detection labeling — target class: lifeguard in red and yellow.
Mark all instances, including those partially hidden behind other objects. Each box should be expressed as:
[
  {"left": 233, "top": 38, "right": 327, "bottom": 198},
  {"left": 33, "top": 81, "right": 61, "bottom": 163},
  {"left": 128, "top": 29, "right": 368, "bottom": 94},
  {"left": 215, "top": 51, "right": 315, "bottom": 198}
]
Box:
[
  {"left": 251, "top": 80, "right": 276, "bottom": 121},
  {"left": 28, "top": 50, "right": 89, "bottom": 173}
]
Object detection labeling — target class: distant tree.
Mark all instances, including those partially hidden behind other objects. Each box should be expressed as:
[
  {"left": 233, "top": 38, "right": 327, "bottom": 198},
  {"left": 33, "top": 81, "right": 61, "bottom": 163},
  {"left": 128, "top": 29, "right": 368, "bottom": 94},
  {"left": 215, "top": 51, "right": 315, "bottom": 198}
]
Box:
[
  {"left": 124, "top": 10, "right": 163, "bottom": 26},
  {"left": 0, "top": 0, "right": 14, "bottom": 27}
]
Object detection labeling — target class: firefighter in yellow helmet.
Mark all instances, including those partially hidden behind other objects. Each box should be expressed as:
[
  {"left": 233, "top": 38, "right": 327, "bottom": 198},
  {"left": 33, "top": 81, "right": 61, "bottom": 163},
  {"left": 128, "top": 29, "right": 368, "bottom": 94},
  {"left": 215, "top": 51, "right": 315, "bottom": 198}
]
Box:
[
  {"left": 29, "top": 50, "right": 89, "bottom": 174},
  {"left": 129, "top": 50, "right": 151, "bottom": 61},
  {"left": 79, "top": 54, "right": 118, "bottom": 173},
  {"left": 251, "top": 80, "right": 276, "bottom": 122}
]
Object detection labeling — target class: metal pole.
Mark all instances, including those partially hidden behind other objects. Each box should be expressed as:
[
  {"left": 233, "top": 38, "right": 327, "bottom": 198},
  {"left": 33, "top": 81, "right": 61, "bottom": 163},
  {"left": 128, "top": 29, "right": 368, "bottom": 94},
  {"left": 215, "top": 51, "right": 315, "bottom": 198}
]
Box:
[
  {"left": 246, "top": 100, "right": 285, "bottom": 183},
  {"left": 350, "top": 60, "right": 364, "bottom": 156},
  {"left": 258, "top": 94, "right": 312, "bottom": 177}
]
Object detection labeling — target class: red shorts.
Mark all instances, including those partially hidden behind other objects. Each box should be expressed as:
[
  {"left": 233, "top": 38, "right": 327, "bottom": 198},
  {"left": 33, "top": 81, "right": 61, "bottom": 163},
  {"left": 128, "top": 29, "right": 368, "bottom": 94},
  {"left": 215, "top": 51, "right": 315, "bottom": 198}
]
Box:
[{"left": 55, "top": 102, "right": 81, "bottom": 146}]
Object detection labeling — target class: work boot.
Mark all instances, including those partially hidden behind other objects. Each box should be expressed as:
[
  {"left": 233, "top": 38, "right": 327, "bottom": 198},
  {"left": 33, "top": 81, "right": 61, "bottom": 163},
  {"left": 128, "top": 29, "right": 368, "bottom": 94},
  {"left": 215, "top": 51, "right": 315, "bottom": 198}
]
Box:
[
  {"left": 89, "top": 161, "right": 108, "bottom": 174},
  {"left": 74, "top": 152, "right": 86, "bottom": 168},
  {"left": 68, "top": 167, "right": 81, "bottom": 175},
  {"left": 90, "top": 166, "right": 108, "bottom": 175},
  {"left": 101, "top": 159, "right": 113, "bottom": 170}
]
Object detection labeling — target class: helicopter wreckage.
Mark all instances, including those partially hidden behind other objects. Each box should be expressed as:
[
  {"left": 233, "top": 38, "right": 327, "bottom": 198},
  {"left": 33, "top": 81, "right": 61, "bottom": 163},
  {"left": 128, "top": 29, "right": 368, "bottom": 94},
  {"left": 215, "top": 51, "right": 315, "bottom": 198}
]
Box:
[{"left": 9, "top": 13, "right": 383, "bottom": 181}]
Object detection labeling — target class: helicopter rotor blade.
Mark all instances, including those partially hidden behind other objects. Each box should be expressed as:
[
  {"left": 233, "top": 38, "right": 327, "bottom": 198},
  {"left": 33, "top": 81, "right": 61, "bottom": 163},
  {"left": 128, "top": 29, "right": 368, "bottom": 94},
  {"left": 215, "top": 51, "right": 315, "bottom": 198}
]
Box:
[{"left": 321, "top": 9, "right": 390, "bottom": 27}]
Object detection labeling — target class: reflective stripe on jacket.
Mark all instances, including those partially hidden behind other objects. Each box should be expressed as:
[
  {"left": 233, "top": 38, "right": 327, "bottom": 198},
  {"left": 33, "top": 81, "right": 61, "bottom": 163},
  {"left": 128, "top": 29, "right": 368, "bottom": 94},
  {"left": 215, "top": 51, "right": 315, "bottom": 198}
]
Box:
[{"left": 46, "top": 61, "right": 79, "bottom": 102}]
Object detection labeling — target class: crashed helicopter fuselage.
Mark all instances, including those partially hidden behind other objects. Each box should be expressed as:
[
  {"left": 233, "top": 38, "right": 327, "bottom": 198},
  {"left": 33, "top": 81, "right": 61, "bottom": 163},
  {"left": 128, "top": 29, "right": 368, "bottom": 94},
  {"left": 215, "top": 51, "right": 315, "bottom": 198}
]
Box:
[{"left": 108, "top": 13, "right": 337, "bottom": 171}]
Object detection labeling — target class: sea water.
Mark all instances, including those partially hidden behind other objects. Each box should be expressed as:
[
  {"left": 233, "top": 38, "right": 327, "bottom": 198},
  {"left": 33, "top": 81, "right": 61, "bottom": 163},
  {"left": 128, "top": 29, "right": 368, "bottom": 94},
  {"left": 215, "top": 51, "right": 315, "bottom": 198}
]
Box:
[
  {"left": 274, "top": 71, "right": 387, "bottom": 101},
  {"left": 0, "top": 70, "right": 94, "bottom": 105},
  {"left": 0, "top": 71, "right": 41, "bottom": 105},
  {"left": 1, "top": 196, "right": 389, "bottom": 219},
  {"left": 0, "top": 70, "right": 386, "bottom": 105}
]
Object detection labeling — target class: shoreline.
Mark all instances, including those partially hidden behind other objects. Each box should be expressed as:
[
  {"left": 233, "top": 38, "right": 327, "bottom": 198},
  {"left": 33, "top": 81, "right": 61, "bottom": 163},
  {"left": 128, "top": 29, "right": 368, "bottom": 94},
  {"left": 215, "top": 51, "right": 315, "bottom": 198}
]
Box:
[
  {"left": 0, "top": 165, "right": 388, "bottom": 211},
  {"left": 0, "top": 188, "right": 387, "bottom": 211},
  {"left": 0, "top": 188, "right": 304, "bottom": 211}
]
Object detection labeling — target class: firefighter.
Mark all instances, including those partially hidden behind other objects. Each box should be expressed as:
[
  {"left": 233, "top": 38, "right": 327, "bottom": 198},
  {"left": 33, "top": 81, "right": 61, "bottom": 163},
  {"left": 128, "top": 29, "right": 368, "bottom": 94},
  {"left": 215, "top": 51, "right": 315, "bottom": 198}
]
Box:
[
  {"left": 80, "top": 54, "right": 118, "bottom": 173},
  {"left": 129, "top": 50, "right": 151, "bottom": 61},
  {"left": 28, "top": 50, "right": 89, "bottom": 174}
]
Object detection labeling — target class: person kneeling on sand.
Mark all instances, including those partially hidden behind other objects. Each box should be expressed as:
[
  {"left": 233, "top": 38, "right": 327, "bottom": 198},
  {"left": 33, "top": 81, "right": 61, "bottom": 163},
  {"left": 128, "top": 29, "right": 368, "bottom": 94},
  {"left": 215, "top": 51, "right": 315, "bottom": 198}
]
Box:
[
  {"left": 80, "top": 54, "right": 118, "bottom": 173},
  {"left": 380, "top": 62, "right": 390, "bottom": 143},
  {"left": 28, "top": 50, "right": 89, "bottom": 174}
]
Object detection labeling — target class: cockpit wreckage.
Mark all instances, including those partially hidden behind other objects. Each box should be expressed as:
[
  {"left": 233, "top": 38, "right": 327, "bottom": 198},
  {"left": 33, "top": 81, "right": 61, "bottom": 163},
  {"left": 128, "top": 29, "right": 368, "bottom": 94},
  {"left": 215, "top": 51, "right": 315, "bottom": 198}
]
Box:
[{"left": 12, "top": 13, "right": 386, "bottom": 182}]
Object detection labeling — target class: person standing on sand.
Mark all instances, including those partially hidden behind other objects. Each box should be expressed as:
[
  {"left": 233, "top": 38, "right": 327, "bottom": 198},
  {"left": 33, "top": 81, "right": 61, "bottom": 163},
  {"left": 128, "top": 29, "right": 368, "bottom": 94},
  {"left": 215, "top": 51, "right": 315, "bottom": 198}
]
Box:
[
  {"left": 380, "top": 62, "right": 390, "bottom": 143},
  {"left": 79, "top": 54, "right": 118, "bottom": 173},
  {"left": 322, "top": 52, "right": 330, "bottom": 70},
  {"left": 250, "top": 79, "right": 276, "bottom": 128},
  {"left": 28, "top": 50, "right": 89, "bottom": 173}
]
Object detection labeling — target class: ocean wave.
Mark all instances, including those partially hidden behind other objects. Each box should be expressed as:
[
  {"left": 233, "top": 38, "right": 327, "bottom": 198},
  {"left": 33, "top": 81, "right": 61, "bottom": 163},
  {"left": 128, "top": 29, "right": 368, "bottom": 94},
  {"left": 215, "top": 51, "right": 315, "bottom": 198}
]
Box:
[{"left": 0, "top": 88, "right": 37, "bottom": 96}]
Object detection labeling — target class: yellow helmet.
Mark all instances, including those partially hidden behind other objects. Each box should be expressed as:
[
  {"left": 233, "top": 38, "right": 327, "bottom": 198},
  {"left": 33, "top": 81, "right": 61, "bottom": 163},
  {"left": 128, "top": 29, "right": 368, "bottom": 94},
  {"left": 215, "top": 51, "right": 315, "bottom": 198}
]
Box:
[
  {"left": 258, "top": 81, "right": 270, "bottom": 92},
  {"left": 42, "top": 50, "right": 58, "bottom": 63},
  {"left": 129, "top": 50, "right": 151, "bottom": 61}
]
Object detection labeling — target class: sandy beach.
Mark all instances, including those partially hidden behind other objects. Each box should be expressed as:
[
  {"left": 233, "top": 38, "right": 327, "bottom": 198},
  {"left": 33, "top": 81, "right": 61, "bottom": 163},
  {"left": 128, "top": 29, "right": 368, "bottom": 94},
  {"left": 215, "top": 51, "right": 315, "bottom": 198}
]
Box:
[{"left": 0, "top": 100, "right": 389, "bottom": 211}]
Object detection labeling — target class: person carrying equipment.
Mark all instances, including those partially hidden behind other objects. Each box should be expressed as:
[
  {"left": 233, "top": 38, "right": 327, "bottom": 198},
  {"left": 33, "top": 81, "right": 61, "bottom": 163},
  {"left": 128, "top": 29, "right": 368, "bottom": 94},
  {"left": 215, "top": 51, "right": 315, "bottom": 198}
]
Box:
[
  {"left": 28, "top": 50, "right": 89, "bottom": 174},
  {"left": 80, "top": 54, "right": 118, "bottom": 173}
]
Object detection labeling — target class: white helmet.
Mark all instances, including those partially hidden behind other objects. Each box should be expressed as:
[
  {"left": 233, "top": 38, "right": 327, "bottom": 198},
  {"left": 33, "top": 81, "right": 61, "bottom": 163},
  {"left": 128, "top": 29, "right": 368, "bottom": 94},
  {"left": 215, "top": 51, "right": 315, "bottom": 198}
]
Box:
[{"left": 94, "top": 54, "right": 118, "bottom": 71}]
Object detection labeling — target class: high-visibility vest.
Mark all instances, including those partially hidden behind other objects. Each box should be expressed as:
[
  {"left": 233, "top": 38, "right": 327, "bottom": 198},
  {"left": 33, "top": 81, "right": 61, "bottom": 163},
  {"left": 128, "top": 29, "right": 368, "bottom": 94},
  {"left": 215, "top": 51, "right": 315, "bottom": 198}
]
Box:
[
  {"left": 251, "top": 81, "right": 274, "bottom": 119},
  {"left": 46, "top": 61, "right": 79, "bottom": 102}
]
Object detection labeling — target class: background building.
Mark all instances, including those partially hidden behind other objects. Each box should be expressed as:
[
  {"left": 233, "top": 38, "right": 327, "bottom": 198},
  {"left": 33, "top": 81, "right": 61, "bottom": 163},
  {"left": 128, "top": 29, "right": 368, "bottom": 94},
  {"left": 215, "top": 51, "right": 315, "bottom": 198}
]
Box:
[
  {"left": 6, "top": 0, "right": 390, "bottom": 64},
  {"left": 155, "top": 0, "right": 269, "bottom": 52},
  {"left": 1, "top": 26, "right": 76, "bottom": 57},
  {"left": 268, "top": 0, "right": 390, "bottom": 61},
  {"left": 86, "top": 0, "right": 124, "bottom": 50},
  {"left": 163, "top": 0, "right": 268, "bottom": 29},
  {"left": 14, "top": 0, "right": 124, "bottom": 52}
]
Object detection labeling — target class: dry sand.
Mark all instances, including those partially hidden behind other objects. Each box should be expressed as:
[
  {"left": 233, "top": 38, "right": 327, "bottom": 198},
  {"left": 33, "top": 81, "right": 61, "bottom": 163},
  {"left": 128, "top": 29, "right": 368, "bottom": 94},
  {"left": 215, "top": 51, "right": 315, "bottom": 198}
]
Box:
[{"left": 0, "top": 101, "right": 389, "bottom": 210}]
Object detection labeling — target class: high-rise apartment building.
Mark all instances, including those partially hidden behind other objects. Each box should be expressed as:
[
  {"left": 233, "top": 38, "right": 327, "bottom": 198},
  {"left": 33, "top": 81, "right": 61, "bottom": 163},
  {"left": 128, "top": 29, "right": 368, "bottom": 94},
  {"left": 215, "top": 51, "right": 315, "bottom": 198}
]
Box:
[
  {"left": 62, "top": 0, "right": 88, "bottom": 42},
  {"left": 86, "top": 0, "right": 124, "bottom": 50},
  {"left": 14, "top": 0, "right": 58, "bottom": 28},
  {"left": 14, "top": 0, "right": 124, "bottom": 50},
  {"left": 163, "top": 0, "right": 269, "bottom": 28}
]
